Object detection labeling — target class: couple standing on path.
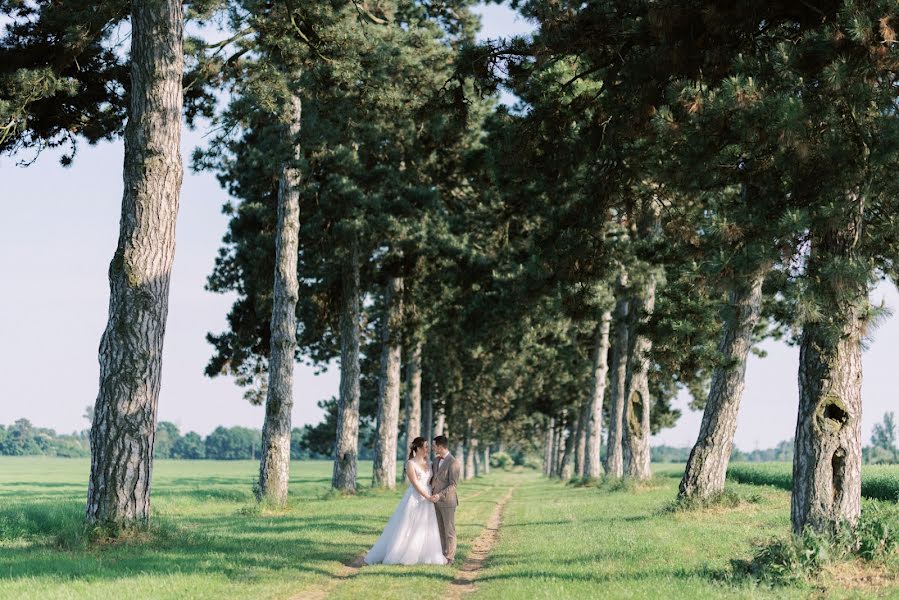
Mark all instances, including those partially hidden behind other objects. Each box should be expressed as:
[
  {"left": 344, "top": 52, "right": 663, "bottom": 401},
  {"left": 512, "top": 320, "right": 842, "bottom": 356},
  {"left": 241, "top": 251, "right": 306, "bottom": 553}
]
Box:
[{"left": 364, "top": 435, "right": 462, "bottom": 565}]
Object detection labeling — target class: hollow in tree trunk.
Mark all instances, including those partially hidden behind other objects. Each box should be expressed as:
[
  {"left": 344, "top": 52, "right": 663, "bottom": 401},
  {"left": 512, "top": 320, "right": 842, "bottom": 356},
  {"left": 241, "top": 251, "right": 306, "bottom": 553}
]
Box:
[
  {"left": 372, "top": 276, "right": 404, "bottom": 489},
  {"left": 605, "top": 274, "right": 629, "bottom": 478},
  {"left": 86, "top": 0, "right": 183, "bottom": 528},
  {"left": 679, "top": 265, "right": 768, "bottom": 500},
  {"left": 585, "top": 310, "right": 612, "bottom": 480},
  {"left": 623, "top": 275, "right": 656, "bottom": 481},
  {"left": 332, "top": 240, "right": 361, "bottom": 493},
  {"left": 793, "top": 194, "right": 866, "bottom": 534}
]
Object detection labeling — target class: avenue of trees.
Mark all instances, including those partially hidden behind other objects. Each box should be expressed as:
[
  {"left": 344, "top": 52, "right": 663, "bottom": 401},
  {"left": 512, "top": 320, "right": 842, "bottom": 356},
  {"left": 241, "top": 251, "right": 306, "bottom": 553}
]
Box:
[{"left": 3, "top": 0, "right": 898, "bottom": 555}]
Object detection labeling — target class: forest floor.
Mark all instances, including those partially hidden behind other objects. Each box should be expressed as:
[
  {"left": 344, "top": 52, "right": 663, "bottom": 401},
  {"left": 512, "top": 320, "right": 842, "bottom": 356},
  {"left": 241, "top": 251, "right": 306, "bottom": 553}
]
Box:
[{"left": 0, "top": 458, "right": 896, "bottom": 599}]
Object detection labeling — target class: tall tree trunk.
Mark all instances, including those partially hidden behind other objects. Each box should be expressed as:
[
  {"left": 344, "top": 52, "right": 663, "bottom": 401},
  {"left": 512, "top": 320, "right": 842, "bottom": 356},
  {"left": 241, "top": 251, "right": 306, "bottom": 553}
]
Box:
[
  {"left": 86, "top": 0, "right": 183, "bottom": 527},
  {"left": 332, "top": 240, "right": 361, "bottom": 493},
  {"left": 573, "top": 400, "right": 587, "bottom": 478},
  {"left": 423, "top": 385, "right": 433, "bottom": 459},
  {"left": 560, "top": 423, "right": 575, "bottom": 480},
  {"left": 623, "top": 276, "right": 656, "bottom": 481},
  {"left": 483, "top": 446, "right": 490, "bottom": 474},
  {"left": 585, "top": 310, "right": 612, "bottom": 480},
  {"left": 543, "top": 416, "right": 555, "bottom": 476},
  {"left": 553, "top": 416, "right": 567, "bottom": 477},
  {"left": 434, "top": 405, "right": 446, "bottom": 437},
  {"left": 472, "top": 438, "right": 481, "bottom": 477},
  {"left": 679, "top": 265, "right": 768, "bottom": 500},
  {"left": 257, "top": 93, "right": 302, "bottom": 505},
  {"left": 464, "top": 421, "right": 475, "bottom": 480},
  {"left": 404, "top": 340, "right": 423, "bottom": 453},
  {"left": 372, "top": 276, "right": 404, "bottom": 489},
  {"left": 792, "top": 194, "right": 866, "bottom": 534},
  {"left": 605, "top": 274, "right": 629, "bottom": 478}
]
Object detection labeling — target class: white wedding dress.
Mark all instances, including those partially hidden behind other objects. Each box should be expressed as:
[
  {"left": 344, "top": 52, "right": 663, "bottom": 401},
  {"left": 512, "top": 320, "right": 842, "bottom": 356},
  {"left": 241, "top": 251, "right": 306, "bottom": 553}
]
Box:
[{"left": 364, "top": 460, "right": 446, "bottom": 565}]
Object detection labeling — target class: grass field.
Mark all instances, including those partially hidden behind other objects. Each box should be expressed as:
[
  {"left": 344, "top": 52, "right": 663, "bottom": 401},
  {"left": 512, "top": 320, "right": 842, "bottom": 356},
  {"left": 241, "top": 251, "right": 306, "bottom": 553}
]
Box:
[
  {"left": 0, "top": 458, "right": 896, "bottom": 599},
  {"left": 727, "top": 462, "right": 899, "bottom": 502}
]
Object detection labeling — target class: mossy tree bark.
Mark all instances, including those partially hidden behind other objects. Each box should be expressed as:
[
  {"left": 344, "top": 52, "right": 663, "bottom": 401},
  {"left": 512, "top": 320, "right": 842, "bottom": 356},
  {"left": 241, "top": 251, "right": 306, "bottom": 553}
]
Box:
[
  {"left": 679, "top": 265, "right": 768, "bottom": 500},
  {"left": 585, "top": 310, "right": 613, "bottom": 479},
  {"left": 257, "top": 92, "right": 302, "bottom": 506},
  {"left": 332, "top": 240, "right": 361, "bottom": 493},
  {"left": 372, "top": 276, "right": 404, "bottom": 489},
  {"left": 86, "top": 0, "right": 183, "bottom": 528},
  {"left": 792, "top": 193, "right": 866, "bottom": 535},
  {"left": 605, "top": 274, "right": 630, "bottom": 478}
]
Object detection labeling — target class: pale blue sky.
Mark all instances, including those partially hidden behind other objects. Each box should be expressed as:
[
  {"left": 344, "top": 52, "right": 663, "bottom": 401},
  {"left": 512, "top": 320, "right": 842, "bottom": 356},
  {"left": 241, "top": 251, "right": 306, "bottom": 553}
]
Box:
[{"left": 0, "top": 4, "right": 894, "bottom": 449}]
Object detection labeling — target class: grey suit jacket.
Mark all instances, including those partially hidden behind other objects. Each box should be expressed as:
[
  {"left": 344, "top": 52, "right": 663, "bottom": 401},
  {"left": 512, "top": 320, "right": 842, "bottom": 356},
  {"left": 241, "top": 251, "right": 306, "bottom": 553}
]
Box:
[{"left": 430, "top": 453, "right": 460, "bottom": 507}]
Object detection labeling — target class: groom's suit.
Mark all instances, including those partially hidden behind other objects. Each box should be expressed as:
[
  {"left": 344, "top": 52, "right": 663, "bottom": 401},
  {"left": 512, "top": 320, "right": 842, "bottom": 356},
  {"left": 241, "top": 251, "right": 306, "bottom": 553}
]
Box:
[{"left": 430, "top": 452, "right": 461, "bottom": 562}]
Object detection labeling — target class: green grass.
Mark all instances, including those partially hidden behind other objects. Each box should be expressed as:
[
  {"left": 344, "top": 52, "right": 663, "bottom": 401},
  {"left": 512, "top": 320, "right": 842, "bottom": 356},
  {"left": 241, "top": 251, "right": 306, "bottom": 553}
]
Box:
[
  {"left": 0, "top": 457, "right": 515, "bottom": 600},
  {"left": 471, "top": 465, "right": 899, "bottom": 599},
  {"left": 1, "top": 458, "right": 896, "bottom": 599},
  {"left": 727, "top": 462, "right": 899, "bottom": 501}
]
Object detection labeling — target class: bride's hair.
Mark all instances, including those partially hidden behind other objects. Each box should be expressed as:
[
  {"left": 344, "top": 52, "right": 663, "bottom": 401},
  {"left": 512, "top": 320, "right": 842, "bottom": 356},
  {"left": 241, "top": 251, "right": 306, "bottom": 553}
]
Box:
[{"left": 408, "top": 436, "right": 426, "bottom": 459}]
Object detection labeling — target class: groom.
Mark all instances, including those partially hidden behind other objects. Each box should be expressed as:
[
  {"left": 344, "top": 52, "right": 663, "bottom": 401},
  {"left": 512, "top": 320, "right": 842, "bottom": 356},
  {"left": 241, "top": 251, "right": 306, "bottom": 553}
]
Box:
[{"left": 429, "top": 435, "right": 460, "bottom": 564}]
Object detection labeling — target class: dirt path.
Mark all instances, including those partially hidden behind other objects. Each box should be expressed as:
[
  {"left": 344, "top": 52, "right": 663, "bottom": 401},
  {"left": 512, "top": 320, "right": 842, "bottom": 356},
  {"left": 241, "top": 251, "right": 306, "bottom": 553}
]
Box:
[
  {"left": 446, "top": 484, "right": 518, "bottom": 599},
  {"left": 289, "top": 483, "right": 516, "bottom": 600}
]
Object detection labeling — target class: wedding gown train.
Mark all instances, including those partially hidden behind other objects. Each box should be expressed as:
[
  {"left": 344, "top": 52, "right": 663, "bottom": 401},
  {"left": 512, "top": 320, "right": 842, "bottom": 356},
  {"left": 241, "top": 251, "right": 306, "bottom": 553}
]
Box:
[{"left": 364, "top": 460, "right": 446, "bottom": 565}]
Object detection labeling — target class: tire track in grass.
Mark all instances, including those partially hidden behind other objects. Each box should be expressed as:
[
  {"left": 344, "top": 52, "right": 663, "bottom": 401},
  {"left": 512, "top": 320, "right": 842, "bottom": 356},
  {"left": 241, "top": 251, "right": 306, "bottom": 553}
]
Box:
[{"left": 446, "top": 483, "right": 519, "bottom": 599}]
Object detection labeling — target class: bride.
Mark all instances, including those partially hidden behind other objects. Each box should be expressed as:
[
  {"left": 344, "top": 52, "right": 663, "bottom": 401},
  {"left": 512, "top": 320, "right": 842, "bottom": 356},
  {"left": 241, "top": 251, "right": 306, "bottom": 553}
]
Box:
[{"left": 364, "top": 437, "right": 447, "bottom": 565}]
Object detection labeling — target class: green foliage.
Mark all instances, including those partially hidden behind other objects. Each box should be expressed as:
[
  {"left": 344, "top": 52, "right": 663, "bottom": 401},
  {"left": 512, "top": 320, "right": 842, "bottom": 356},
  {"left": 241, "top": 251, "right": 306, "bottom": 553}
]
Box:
[
  {"left": 737, "top": 500, "right": 899, "bottom": 585},
  {"left": 204, "top": 426, "right": 261, "bottom": 460},
  {"left": 0, "top": 419, "right": 88, "bottom": 457},
  {"left": 489, "top": 451, "right": 513, "bottom": 470},
  {"left": 664, "top": 488, "right": 762, "bottom": 514}
]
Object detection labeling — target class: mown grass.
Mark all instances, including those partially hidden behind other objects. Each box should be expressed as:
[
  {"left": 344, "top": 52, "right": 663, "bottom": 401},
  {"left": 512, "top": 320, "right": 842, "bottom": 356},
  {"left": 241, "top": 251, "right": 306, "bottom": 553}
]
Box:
[
  {"left": 2, "top": 458, "right": 896, "bottom": 599},
  {"left": 470, "top": 464, "right": 899, "bottom": 600},
  {"left": 0, "top": 457, "right": 515, "bottom": 600},
  {"left": 727, "top": 462, "right": 899, "bottom": 501}
]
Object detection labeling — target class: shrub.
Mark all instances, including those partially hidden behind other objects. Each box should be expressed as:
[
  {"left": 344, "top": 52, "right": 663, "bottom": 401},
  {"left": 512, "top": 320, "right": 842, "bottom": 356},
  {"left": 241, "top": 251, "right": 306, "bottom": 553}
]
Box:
[{"left": 490, "top": 451, "right": 514, "bottom": 470}]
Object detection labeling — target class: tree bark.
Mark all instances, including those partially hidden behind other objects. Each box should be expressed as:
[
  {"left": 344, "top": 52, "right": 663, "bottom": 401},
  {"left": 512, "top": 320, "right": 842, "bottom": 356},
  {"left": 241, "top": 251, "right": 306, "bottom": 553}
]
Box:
[
  {"left": 792, "top": 194, "right": 866, "bottom": 535},
  {"left": 404, "top": 340, "right": 423, "bottom": 453},
  {"left": 86, "top": 0, "right": 183, "bottom": 528},
  {"left": 560, "top": 423, "right": 575, "bottom": 480},
  {"left": 472, "top": 438, "right": 481, "bottom": 477},
  {"left": 679, "top": 265, "right": 768, "bottom": 500},
  {"left": 585, "top": 310, "right": 612, "bottom": 480},
  {"left": 257, "top": 93, "right": 302, "bottom": 505},
  {"left": 423, "top": 386, "right": 433, "bottom": 459},
  {"left": 623, "top": 275, "right": 656, "bottom": 481},
  {"left": 434, "top": 405, "right": 446, "bottom": 437},
  {"left": 332, "top": 239, "right": 361, "bottom": 493},
  {"left": 464, "top": 421, "right": 475, "bottom": 480},
  {"left": 543, "top": 416, "right": 555, "bottom": 476},
  {"left": 605, "top": 274, "right": 629, "bottom": 478},
  {"left": 372, "top": 276, "right": 404, "bottom": 489},
  {"left": 483, "top": 446, "right": 490, "bottom": 474},
  {"left": 573, "top": 400, "right": 587, "bottom": 479}
]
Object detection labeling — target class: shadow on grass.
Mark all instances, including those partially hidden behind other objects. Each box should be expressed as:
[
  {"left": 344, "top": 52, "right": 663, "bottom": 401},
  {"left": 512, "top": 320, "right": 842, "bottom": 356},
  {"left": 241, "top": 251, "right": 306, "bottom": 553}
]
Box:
[{"left": 0, "top": 498, "right": 376, "bottom": 584}]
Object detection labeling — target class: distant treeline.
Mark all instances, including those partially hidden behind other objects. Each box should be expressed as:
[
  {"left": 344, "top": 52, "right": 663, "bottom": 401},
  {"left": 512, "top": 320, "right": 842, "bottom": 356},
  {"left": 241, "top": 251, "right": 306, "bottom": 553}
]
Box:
[{"left": 0, "top": 418, "right": 372, "bottom": 461}]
